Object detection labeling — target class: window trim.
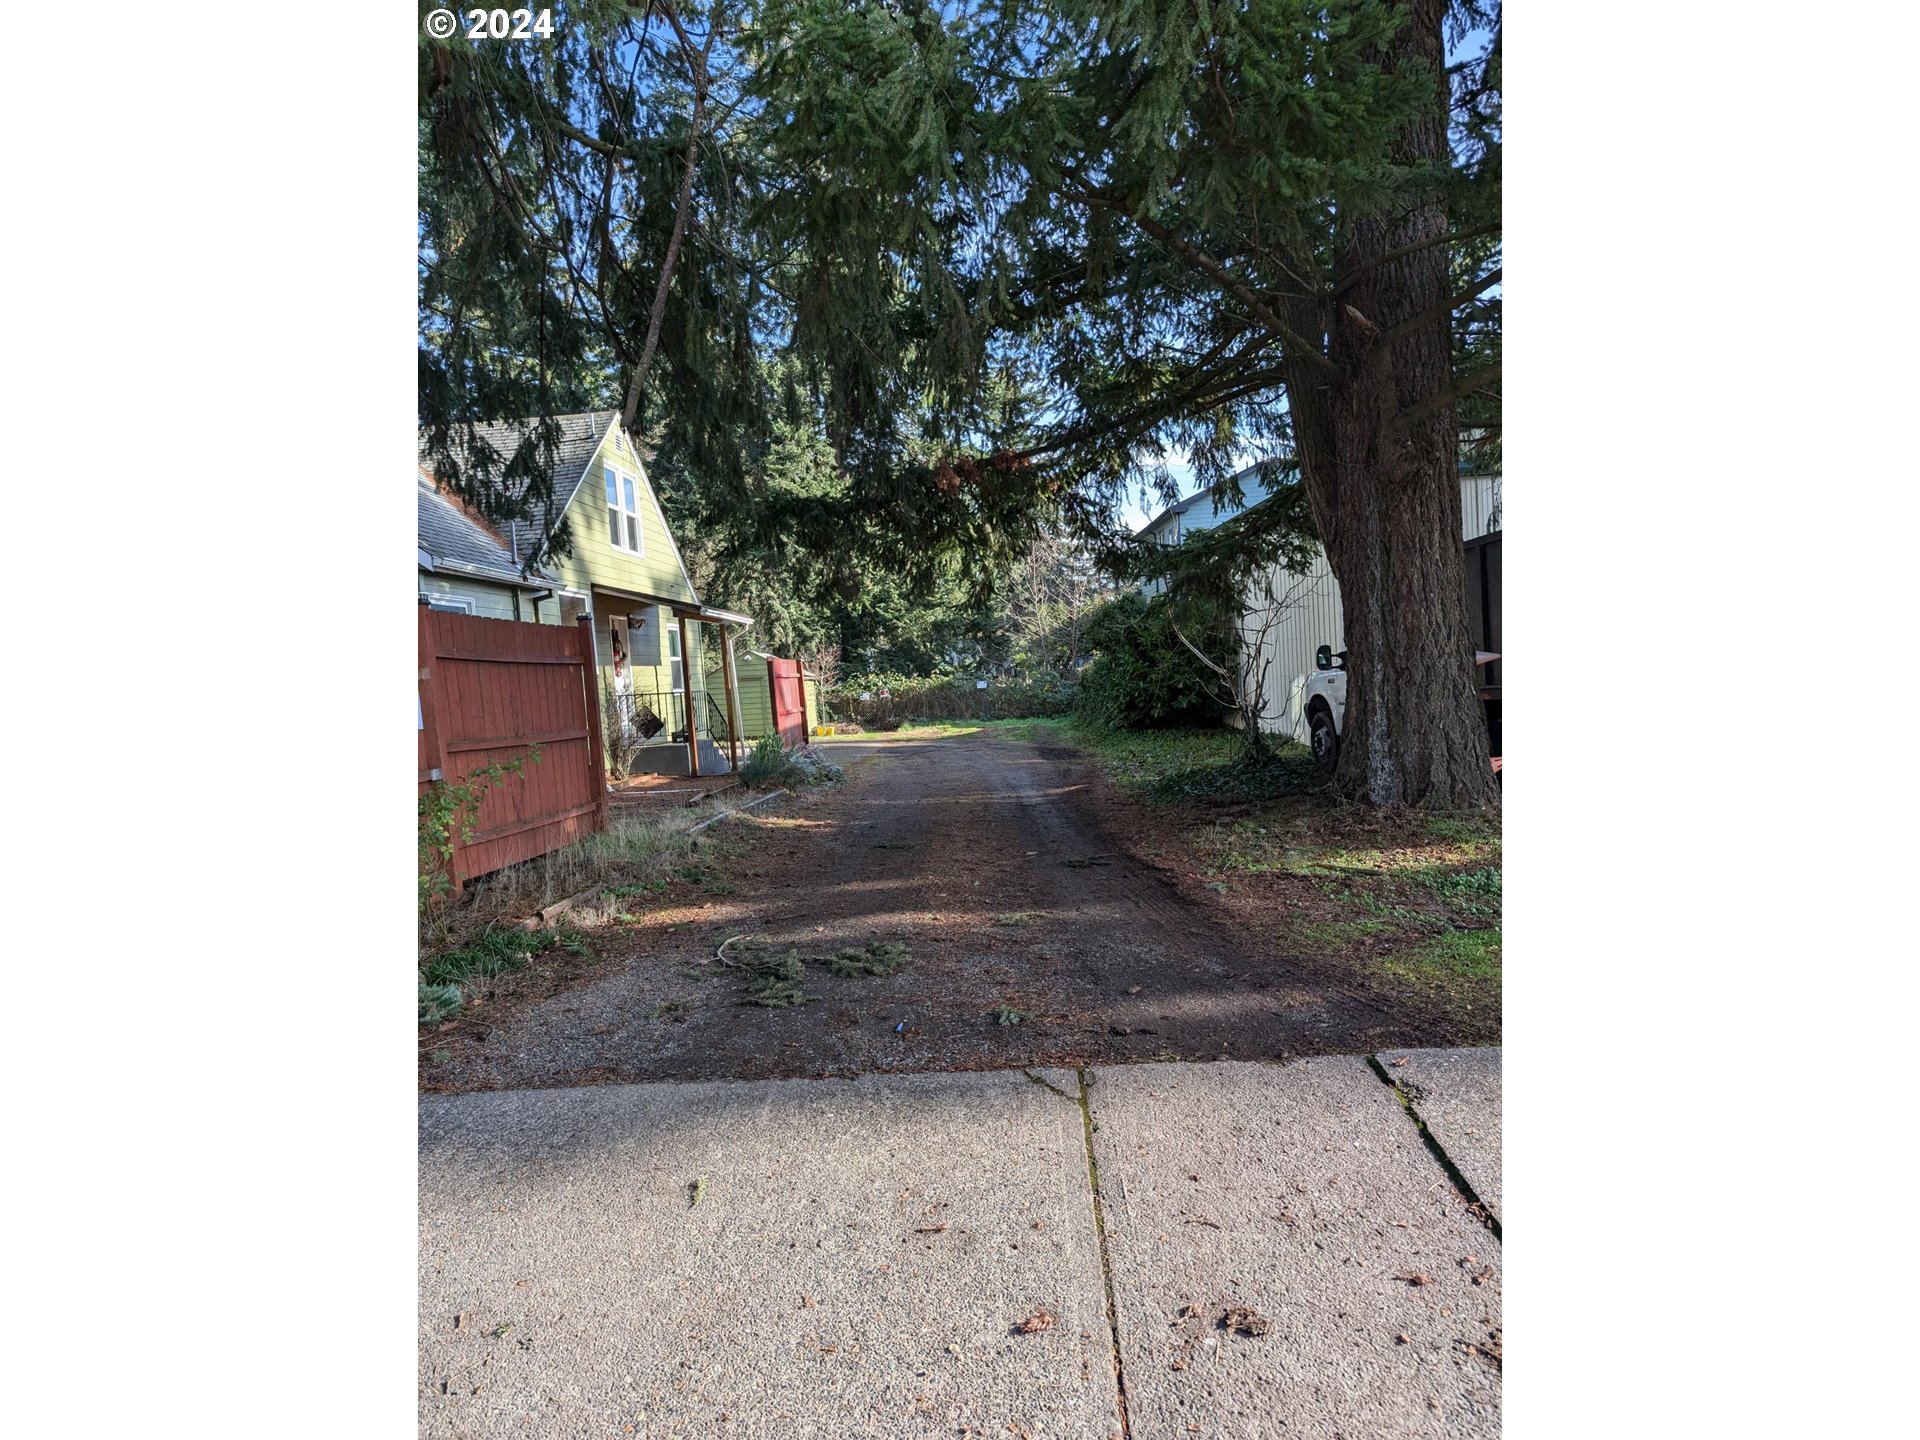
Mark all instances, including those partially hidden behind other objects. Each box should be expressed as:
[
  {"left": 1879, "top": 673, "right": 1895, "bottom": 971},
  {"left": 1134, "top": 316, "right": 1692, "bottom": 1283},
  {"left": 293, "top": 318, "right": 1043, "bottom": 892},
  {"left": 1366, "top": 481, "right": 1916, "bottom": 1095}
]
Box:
[
  {"left": 424, "top": 594, "right": 476, "bottom": 615},
  {"left": 604, "top": 463, "right": 645, "bottom": 556},
  {"left": 666, "top": 615, "right": 684, "bottom": 695}
]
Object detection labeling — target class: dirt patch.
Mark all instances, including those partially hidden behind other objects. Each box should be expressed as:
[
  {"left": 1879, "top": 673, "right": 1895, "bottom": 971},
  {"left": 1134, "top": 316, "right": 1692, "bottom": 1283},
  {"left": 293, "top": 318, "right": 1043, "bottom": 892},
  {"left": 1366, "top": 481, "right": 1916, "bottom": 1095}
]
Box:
[
  {"left": 1084, "top": 780, "right": 1501, "bottom": 1045},
  {"left": 422, "top": 732, "right": 1485, "bottom": 1093}
]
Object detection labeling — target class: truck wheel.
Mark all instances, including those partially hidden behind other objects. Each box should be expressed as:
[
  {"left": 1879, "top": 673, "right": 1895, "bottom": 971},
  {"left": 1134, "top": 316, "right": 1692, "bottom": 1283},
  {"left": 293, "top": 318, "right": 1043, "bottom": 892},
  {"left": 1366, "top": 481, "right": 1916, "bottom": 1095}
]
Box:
[{"left": 1307, "top": 705, "right": 1338, "bottom": 771}]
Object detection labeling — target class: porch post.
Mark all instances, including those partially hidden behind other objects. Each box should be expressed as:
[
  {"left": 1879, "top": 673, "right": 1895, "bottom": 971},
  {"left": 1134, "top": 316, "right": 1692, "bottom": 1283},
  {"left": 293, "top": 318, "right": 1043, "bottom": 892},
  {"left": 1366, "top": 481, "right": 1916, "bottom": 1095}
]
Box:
[
  {"left": 718, "top": 623, "right": 743, "bottom": 772},
  {"left": 677, "top": 609, "right": 700, "bottom": 777}
]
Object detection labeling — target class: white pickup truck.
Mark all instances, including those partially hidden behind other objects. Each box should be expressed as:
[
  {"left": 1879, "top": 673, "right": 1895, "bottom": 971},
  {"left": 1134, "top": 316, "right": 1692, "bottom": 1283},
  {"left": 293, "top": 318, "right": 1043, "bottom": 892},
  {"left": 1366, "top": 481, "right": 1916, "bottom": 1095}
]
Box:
[{"left": 1300, "top": 645, "right": 1501, "bottom": 770}]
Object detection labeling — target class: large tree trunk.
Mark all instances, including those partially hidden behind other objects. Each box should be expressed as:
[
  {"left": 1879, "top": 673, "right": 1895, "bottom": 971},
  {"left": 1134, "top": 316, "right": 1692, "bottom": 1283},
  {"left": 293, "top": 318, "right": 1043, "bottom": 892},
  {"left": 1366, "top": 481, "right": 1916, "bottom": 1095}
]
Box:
[{"left": 1284, "top": 0, "right": 1497, "bottom": 810}]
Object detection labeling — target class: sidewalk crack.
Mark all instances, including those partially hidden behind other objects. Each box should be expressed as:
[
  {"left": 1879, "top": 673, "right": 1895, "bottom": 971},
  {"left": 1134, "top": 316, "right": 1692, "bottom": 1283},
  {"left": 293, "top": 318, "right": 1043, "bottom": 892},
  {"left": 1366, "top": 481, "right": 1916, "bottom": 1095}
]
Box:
[
  {"left": 1021, "top": 1068, "right": 1077, "bottom": 1102},
  {"left": 1076, "top": 1068, "right": 1132, "bottom": 1439},
  {"left": 1367, "top": 1054, "right": 1502, "bottom": 1241}
]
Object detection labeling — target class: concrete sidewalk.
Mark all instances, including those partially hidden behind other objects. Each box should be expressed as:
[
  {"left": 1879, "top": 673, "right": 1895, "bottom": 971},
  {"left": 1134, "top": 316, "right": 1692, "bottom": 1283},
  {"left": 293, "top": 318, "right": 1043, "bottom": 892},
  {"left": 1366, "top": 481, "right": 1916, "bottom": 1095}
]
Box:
[{"left": 420, "top": 1052, "right": 1501, "bottom": 1438}]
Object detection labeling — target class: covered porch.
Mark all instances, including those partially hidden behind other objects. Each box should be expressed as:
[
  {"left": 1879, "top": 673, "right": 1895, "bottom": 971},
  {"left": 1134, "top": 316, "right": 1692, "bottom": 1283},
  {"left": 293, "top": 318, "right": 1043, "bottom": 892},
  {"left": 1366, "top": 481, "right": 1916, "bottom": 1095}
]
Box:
[{"left": 589, "top": 585, "right": 754, "bottom": 780}]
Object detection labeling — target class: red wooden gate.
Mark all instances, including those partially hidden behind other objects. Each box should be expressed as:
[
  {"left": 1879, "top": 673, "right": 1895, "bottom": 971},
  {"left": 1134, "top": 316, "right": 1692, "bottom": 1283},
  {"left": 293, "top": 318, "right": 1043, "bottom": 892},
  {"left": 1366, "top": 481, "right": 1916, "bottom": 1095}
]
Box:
[
  {"left": 767, "top": 657, "right": 806, "bottom": 748},
  {"left": 419, "top": 607, "right": 610, "bottom": 892}
]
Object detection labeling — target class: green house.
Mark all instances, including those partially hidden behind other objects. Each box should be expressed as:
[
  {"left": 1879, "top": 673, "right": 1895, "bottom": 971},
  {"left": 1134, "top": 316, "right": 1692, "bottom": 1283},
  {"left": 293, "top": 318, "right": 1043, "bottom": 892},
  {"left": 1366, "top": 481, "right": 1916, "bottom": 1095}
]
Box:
[{"left": 419, "top": 411, "right": 809, "bottom": 776}]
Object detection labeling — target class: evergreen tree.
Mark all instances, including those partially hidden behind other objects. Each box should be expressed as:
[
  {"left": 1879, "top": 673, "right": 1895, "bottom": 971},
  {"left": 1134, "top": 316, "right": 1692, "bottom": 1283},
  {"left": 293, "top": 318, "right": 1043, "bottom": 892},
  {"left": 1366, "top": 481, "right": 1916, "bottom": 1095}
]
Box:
[
  {"left": 747, "top": 0, "right": 1501, "bottom": 805},
  {"left": 419, "top": 0, "right": 1502, "bottom": 806}
]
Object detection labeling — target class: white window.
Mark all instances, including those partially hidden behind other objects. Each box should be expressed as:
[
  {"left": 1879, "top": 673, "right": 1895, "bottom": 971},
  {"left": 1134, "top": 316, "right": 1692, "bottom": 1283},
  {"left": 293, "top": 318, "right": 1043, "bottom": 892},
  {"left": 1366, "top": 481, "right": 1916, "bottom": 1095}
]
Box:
[
  {"left": 425, "top": 594, "right": 474, "bottom": 614},
  {"left": 605, "top": 465, "right": 644, "bottom": 554},
  {"left": 666, "top": 617, "right": 684, "bottom": 694}
]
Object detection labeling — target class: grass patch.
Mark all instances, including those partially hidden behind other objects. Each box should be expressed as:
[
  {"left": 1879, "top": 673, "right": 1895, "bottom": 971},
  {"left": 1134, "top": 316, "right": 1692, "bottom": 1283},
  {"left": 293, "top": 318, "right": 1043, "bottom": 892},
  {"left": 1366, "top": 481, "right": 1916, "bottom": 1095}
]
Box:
[
  {"left": 437, "top": 805, "right": 737, "bottom": 939},
  {"left": 993, "top": 912, "right": 1038, "bottom": 927},
  {"left": 814, "top": 718, "right": 1059, "bottom": 742},
  {"left": 418, "top": 925, "right": 591, "bottom": 1025},
  {"left": 896, "top": 719, "right": 986, "bottom": 738},
  {"left": 421, "top": 925, "right": 588, "bottom": 989},
  {"left": 1384, "top": 928, "right": 1502, "bottom": 981},
  {"left": 1287, "top": 918, "right": 1393, "bottom": 947},
  {"left": 1018, "top": 715, "right": 1501, "bottom": 1040},
  {"left": 1415, "top": 864, "right": 1502, "bottom": 918},
  {"left": 1002, "top": 717, "right": 1312, "bottom": 804},
  {"left": 421, "top": 796, "right": 780, "bottom": 964},
  {"left": 605, "top": 878, "right": 669, "bottom": 899},
  {"left": 1195, "top": 816, "right": 1497, "bottom": 881}
]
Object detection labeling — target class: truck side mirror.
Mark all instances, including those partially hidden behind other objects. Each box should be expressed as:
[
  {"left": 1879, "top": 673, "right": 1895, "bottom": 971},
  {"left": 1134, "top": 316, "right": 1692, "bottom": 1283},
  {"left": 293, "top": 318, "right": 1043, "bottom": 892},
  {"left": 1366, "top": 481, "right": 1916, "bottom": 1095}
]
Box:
[{"left": 1314, "top": 644, "right": 1332, "bottom": 671}]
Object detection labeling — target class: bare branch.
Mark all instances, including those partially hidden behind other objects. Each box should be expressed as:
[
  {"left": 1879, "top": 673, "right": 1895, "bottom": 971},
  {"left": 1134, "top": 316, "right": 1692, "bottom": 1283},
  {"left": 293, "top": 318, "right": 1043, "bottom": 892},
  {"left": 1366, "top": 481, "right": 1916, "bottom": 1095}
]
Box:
[
  {"left": 1375, "top": 268, "right": 1501, "bottom": 351},
  {"left": 621, "top": 7, "right": 717, "bottom": 435},
  {"left": 1332, "top": 225, "right": 1498, "bottom": 295},
  {"left": 1390, "top": 361, "right": 1501, "bottom": 434}
]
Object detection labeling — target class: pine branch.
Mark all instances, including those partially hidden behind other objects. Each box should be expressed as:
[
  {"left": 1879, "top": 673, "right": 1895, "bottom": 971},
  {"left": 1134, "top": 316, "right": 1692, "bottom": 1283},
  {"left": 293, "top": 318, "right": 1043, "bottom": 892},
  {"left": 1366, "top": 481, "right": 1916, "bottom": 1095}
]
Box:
[{"left": 1119, "top": 208, "right": 1342, "bottom": 381}]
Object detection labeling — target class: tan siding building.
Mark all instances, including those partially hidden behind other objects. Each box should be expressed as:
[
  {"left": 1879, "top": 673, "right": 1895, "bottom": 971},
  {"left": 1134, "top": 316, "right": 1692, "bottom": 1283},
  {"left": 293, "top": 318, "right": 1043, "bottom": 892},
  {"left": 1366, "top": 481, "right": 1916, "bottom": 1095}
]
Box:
[{"left": 1240, "top": 474, "right": 1502, "bottom": 742}]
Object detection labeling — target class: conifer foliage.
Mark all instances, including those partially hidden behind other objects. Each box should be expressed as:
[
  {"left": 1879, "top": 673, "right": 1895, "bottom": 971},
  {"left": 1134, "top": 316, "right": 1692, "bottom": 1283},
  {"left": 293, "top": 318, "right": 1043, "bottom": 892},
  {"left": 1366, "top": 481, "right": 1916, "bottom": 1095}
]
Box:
[{"left": 419, "top": 1, "right": 1501, "bottom": 806}]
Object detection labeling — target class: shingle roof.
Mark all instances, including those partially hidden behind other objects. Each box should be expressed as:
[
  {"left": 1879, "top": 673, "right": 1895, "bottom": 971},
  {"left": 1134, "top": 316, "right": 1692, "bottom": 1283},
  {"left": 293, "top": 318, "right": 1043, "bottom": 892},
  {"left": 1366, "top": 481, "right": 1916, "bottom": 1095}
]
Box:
[
  {"left": 418, "top": 410, "right": 619, "bottom": 564},
  {"left": 417, "top": 470, "right": 560, "bottom": 586}
]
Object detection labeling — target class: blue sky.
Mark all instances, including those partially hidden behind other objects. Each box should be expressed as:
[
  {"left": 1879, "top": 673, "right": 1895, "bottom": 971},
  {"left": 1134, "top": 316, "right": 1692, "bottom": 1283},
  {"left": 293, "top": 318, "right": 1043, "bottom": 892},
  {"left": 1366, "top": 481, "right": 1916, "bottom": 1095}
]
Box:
[{"left": 1115, "top": 458, "right": 1194, "bottom": 533}]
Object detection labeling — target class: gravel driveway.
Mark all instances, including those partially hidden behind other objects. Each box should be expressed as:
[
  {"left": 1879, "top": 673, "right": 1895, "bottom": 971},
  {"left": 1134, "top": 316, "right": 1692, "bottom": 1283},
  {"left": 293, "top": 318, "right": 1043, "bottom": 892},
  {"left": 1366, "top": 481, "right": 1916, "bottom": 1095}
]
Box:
[{"left": 425, "top": 731, "right": 1418, "bottom": 1092}]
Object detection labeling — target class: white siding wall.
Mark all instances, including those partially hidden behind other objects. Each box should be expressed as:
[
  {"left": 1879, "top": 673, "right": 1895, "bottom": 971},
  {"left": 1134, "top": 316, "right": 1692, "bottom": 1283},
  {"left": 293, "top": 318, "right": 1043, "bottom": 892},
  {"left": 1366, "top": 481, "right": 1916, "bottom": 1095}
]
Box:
[
  {"left": 1241, "top": 475, "right": 1501, "bottom": 741},
  {"left": 1461, "top": 473, "right": 1501, "bottom": 539}
]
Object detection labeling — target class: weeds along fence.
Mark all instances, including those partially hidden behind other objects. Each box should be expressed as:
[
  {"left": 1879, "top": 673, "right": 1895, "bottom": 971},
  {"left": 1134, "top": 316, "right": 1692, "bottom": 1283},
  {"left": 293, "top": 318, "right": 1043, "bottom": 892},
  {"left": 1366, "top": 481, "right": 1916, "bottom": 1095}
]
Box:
[
  {"left": 826, "top": 677, "right": 1076, "bottom": 728},
  {"left": 419, "top": 606, "right": 610, "bottom": 894}
]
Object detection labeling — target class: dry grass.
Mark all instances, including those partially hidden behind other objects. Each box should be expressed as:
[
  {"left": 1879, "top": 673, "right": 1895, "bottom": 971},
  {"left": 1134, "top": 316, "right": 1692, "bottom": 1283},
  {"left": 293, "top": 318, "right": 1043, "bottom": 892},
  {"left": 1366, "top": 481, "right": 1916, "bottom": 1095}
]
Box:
[{"left": 424, "top": 800, "right": 743, "bottom": 949}]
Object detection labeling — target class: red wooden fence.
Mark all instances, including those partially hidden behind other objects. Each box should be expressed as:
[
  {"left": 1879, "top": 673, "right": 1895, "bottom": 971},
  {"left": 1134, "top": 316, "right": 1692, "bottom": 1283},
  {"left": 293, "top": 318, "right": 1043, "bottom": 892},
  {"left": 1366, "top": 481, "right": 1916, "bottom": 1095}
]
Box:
[
  {"left": 418, "top": 607, "right": 610, "bottom": 893},
  {"left": 768, "top": 657, "right": 806, "bottom": 748}
]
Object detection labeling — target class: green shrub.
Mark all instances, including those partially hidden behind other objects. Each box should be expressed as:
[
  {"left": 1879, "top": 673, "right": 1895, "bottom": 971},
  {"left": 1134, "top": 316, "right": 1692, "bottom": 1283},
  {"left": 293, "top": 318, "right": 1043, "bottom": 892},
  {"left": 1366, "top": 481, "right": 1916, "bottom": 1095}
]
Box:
[
  {"left": 1073, "top": 593, "right": 1223, "bottom": 730},
  {"left": 826, "top": 673, "right": 1075, "bottom": 727},
  {"left": 740, "top": 734, "right": 794, "bottom": 787},
  {"left": 739, "top": 734, "right": 843, "bottom": 789}
]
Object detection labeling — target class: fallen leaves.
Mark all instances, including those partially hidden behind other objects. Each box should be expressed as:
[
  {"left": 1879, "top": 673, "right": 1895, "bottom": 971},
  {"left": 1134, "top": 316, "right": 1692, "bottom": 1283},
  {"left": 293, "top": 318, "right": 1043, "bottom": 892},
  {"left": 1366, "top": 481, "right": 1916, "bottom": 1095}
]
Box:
[
  {"left": 1396, "top": 1272, "right": 1434, "bottom": 1286},
  {"left": 1014, "top": 1308, "right": 1057, "bottom": 1334},
  {"left": 1456, "top": 1335, "right": 1503, "bottom": 1370},
  {"left": 1220, "top": 1306, "right": 1272, "bottom": 1337}
]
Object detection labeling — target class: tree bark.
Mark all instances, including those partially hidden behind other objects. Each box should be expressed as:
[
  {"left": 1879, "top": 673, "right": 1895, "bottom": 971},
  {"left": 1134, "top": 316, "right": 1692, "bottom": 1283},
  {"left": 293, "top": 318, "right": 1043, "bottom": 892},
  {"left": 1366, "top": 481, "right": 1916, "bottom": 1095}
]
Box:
[{"left": 1284, "top": 0, "right": 1497, "bottom": 810}]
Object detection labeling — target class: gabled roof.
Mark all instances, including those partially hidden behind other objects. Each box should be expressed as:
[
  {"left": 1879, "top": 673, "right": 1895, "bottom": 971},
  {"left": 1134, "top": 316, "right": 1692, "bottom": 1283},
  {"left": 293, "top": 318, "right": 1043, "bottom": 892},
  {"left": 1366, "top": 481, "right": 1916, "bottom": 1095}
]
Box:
[
  {"left": 1134, "top": 460, "right": 1275, "bottom": 539},
  {"left": 1136, "top": 490, "right": 1208, "bottom": 538},
  {"left": 418, "top": 410, "right": 730, "bottom": 616},
  {"left": 418, "top": 410, "right": 624, "bottom": 566},
  {"left": 417, "top": 468, "right": 564, "bottom": 589}
]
